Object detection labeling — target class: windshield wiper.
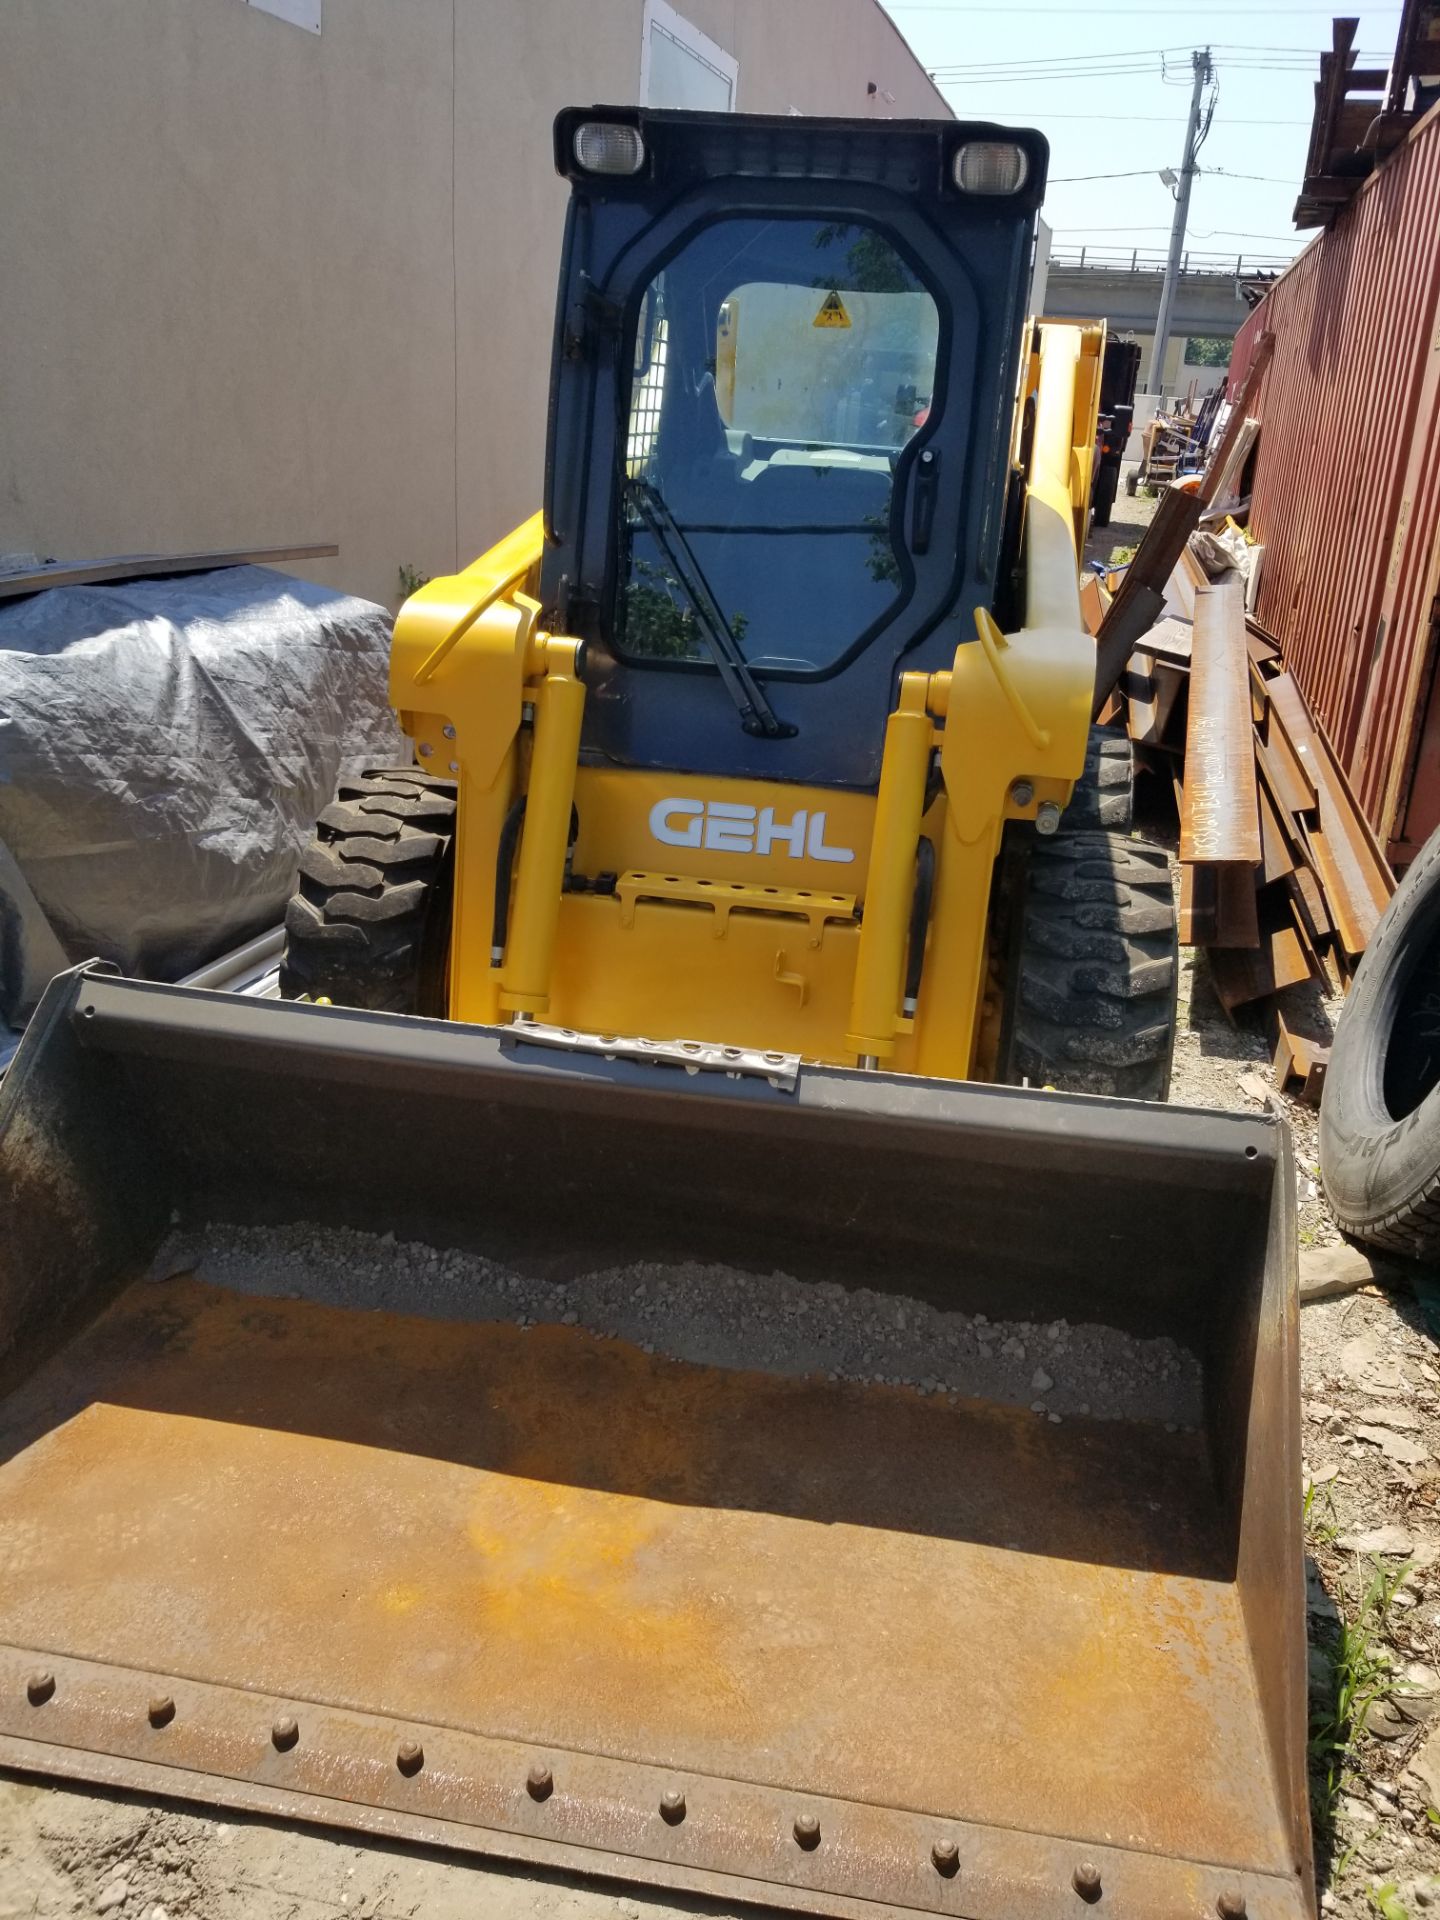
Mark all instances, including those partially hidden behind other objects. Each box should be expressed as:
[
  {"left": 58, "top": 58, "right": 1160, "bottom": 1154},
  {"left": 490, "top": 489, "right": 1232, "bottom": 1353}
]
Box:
[{"left": 626, "top": 480, "right": 793, "bottom": 739}]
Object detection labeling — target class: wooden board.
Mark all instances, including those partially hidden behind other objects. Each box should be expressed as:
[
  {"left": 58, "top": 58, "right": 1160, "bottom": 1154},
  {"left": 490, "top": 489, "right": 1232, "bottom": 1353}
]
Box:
[
  {"left": 0, "top": 545, "right": 338, "bottom": 599},
  {"left": 1093, "top": 490, "right": 1203, "bottom": 716},
  {"left": 1080, "top": 572, "right": 1108, "bottom": 637},
  {"left": 1197, "top": 335, "right": 1273, "bottom": 507}
]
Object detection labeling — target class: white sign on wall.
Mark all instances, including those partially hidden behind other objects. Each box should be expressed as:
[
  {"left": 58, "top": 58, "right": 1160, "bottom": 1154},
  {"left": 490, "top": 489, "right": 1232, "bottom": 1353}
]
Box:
[{"left": 247, "top": 0, "right": 321, "bottom": 34}]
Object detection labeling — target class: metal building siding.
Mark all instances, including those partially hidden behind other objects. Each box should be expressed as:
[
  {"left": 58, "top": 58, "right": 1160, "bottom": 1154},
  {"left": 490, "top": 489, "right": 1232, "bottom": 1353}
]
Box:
[{"left": 1232, "top": 103, "right": 1440, "bottom": 855}]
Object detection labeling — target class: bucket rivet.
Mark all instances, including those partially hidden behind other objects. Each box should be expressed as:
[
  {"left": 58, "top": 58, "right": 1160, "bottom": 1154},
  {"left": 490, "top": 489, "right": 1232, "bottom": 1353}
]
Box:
[
  {"left": 527, "top": 1762, "right": 553, "bottom": 1801},
  {"left": 148, "top": 1695, "right": 175, "bottom": 1728},
  {"left": 793, "top": 1813, "right": 821, "bottom": 1850},
  {"left": 1073, "top": 1862, "right": 1102, "bottom": 1901},
  {"left": 25, "top": 1671, "right": 55, "bottom": 1706},
  {"left": 660, "top": 1788, "right": 686, "bottom": 1824},
  {"left": 932, "top": 1839, "right": 960, "bottom": 1877},
  {"left": 1217, "top": 1895, "right": 1246, "bottom": 1918},
  {"left": 396, "top": 1740, "right": 424, "bottom": 1776},
  {"left": 271, "top": 1715, "right": 299, "bottom": 1751}
]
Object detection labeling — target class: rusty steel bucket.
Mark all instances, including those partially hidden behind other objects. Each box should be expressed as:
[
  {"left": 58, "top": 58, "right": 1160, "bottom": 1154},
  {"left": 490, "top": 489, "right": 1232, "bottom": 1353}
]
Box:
[{"left": 0, "top": 967, "right": 1312, "bottom": 1920}]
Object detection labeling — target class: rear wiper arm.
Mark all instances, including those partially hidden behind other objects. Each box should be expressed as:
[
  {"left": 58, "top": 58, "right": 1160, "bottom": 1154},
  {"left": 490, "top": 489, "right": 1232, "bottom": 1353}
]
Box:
[{"left": 626, "top": 481, "right": 793, "bottom": 739}]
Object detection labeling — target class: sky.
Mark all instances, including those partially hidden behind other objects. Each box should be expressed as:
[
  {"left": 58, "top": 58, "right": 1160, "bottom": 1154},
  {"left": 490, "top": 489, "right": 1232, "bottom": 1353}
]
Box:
[{"left": 879, "top": 1, "right": 1403, "bottom": 270}]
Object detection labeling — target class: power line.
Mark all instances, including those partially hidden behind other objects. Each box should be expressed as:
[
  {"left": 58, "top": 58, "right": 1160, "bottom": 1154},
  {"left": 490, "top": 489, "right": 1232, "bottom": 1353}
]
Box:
[
  {"left": 1050, "top": 167, "right": 1175, "bottom": 181},
  {"left": 930, "top": 63, "right": 1332, "bottom": 79},
  {"left": 1194, "top": 228, "right": 1312, "bottom": 240},
  {"left": 948, "top": 108, "right": 1314, "bottom": 121},
  {"left": 925, "top": 42, "right": 1386, "bottom": 67},
  {"left": 1206, "top": 166, "right": 1310, "bottom": 184},
  {"left": 893, "top": 2, "right": 1398, "bottom": 11},
  {"left": 1051, "top": 225, "right": 1306, "bottom": 240},
  {"left": 932, "top": 41, "right": 1387, "bottom": 62},
  {"left": 1051, "top": 165, "right": 1311, "bottom": 185},
  {"left": 930, "top": 50, "right": 1383, "bottom": 67},
  {"left": 929, "top": 53, "right": 1382, "bottom": 77}
]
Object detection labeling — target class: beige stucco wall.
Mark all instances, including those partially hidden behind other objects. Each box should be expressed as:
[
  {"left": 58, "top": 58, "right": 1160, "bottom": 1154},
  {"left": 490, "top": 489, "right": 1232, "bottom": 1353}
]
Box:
[{"left": 0, "top": 0, "right": 948, "bottom": 610}]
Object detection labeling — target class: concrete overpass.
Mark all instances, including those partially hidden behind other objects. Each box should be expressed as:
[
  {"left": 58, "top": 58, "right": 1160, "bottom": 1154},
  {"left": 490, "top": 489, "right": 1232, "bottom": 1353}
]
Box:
[{"left": 1042, "top": 246, "right": 1290, "bottom": 390}]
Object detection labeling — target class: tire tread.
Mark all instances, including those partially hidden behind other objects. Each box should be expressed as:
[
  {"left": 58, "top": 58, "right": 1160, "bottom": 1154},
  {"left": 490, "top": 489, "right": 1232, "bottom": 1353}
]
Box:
[
  {"left": 280, "top": 768, "right": 456, "bottom": 1015},
  {"left": 1002, "top": 729, "right": 1178, "bottom": 1101}
]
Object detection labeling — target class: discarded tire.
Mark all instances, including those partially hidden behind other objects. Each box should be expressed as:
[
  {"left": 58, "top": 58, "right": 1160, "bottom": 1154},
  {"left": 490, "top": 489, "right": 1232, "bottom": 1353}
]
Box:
[
  {"left": 1320, "top": 825, "right": 1440, "bottom": 1258},
  {"left": 280, "top": 768, "right": 457, "bottom": 1016}
]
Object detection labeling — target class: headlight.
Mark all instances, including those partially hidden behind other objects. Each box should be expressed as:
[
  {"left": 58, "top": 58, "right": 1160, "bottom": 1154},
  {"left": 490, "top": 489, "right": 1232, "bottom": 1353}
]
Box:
[
  {"left": 572, "top": 121, "right": 646, "bottom": 176},
  {"left": 953, "top": 141, "right": 1029, "bottom": 195}
]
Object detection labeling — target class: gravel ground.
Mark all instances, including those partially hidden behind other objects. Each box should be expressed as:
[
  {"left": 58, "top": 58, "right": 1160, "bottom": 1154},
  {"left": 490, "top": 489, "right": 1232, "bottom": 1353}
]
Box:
[
  {"left": 1166, "top": 824, "right": 1439, "bottom": 1920},
  {"left": 170, "top": 1222, "right": 1203, "bottom": 1427}
]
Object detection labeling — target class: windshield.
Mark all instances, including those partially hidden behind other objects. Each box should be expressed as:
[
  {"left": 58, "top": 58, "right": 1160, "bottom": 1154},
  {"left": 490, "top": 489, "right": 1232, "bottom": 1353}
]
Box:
[{"left": 616, "top": 216, "right": 941, "bottom": 675}]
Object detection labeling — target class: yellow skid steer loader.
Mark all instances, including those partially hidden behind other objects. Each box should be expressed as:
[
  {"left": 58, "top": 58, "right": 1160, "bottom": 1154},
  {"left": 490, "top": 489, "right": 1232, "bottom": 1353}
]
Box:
[{"left": 0, "top": 108, "right": 1311, "bottom": 1920}]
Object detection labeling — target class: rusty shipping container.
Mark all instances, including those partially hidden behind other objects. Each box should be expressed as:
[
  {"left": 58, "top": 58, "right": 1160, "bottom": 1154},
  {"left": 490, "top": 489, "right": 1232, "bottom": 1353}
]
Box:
[{"left": 1231, "top": 101, "right": 1440, "bottom": 866}]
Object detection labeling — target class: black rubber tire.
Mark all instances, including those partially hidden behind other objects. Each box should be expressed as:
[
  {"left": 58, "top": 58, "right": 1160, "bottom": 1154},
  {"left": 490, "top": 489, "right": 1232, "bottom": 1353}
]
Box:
[
  {"left": 1066, "top": 726, "right": 1134, "bottom": 832},
  {"left": 1320, "top": 825, "right": 1440, "bottom": 1258},
  {"left": 280, "top": 768, "right": 457, "bottom": 1016},
  {"left": 1002, "top": 826, "right": 1178, "bottom": 1102}
]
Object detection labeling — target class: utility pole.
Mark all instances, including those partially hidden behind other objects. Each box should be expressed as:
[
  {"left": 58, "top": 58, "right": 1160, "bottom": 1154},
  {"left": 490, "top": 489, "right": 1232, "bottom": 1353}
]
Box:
[{"left": 1150, "top": 47, "right": 1213, "bottom": 397}]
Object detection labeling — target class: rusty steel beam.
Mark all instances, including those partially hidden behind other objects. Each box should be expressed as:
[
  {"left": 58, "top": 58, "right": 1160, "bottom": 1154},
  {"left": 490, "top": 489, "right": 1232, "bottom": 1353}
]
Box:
[
  {"left": 1267, "top": 671, "right": 1393, "bottom": 955},
  {"left": 1182, "top": 583, "right": 1262, "bottom": 868}
]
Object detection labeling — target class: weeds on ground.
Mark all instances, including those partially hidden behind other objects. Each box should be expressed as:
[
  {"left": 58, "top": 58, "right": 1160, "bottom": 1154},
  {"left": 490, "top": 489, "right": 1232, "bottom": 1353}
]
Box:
[
  {"left": 397, "top": 563, "right": 431, "bottom": 598},
  {"left": 1305, "top": 1480, "right": 1341, "bottom": 1547},
  {"left": 1309, "top": 1551, "right": 1413, "bottom": 1864},
  {"left": 1367, "top": 1881, "right": 1410, "bottom": 1920}
]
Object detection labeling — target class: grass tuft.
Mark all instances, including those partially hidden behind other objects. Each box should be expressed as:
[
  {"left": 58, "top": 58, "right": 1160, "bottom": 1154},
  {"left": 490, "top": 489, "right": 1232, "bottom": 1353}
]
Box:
[
  {"left": 1366, "top": 1881, "right": 1409, "bottom": 1920},
  {"left": 1308, "top": 1555, "right": 1413, "bottom": 1859}
]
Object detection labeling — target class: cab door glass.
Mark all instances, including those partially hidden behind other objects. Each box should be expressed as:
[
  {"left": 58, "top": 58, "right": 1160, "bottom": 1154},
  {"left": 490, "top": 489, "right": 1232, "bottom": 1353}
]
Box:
[{"left": 617, "top": 217, "right": 942, "bottom": 673}]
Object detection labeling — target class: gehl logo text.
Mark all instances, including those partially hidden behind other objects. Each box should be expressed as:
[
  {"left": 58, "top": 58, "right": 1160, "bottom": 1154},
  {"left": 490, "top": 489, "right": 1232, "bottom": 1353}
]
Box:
[{"left": 649, "top": 798, "right": 855, "bottom": 863}]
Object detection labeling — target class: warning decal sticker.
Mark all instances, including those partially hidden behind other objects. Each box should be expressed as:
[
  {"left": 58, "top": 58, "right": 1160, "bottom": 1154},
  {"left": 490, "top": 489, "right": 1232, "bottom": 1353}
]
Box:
[{"left": 813, "top": 290, "right": 852, "bottom": 329}]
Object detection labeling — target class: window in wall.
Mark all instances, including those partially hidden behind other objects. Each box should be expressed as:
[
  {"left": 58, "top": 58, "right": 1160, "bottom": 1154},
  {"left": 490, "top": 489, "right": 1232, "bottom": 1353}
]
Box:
[
  {"left": 1182, "top": 335, "right": 1232, "bottom": 368},
  {"left": 640, "top": 0, "right": 737, "bottom": 111}
]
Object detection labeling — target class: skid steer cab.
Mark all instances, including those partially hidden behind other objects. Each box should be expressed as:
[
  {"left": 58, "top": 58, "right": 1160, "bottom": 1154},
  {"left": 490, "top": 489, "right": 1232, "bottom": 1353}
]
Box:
[{"left": 283, "top": 106, "right": 1177, "bottom": 1097}]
